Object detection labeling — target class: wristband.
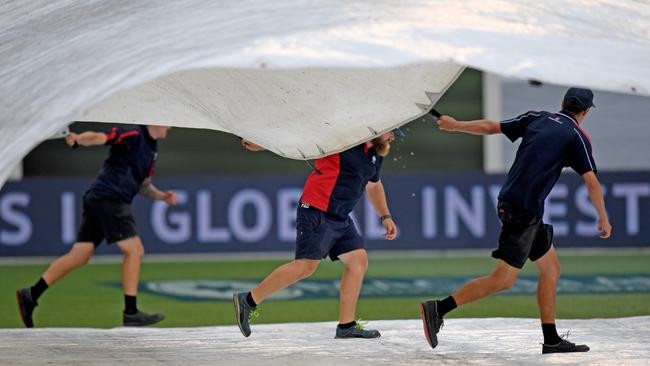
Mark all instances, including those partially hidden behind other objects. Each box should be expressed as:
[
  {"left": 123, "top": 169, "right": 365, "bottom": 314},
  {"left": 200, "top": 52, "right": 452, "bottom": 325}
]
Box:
[{"left": 380, "top": 214, "right": 392, "bottom": 222}]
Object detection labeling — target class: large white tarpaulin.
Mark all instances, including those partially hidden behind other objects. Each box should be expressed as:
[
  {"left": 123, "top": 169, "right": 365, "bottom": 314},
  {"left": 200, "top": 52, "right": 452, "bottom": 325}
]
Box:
[{"left": 1, "top": 1, "right": 649, "bottom": 186}]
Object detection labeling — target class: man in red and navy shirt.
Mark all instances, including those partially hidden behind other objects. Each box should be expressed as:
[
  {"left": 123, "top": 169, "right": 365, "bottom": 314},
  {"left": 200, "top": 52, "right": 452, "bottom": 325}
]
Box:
[
  {"left": 17, "top": 125, "right": 176, "bottom": 328},
  {"left": 420, "top": 88, "right": 612, "bottom": 354},
  {"left": 235, "top": 131, "right": 400, "bottom": 339}
]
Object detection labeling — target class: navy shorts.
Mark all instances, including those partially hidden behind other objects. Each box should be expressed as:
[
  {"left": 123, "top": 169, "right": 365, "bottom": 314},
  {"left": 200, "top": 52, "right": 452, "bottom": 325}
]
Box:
[
  {"left": 491, "top": 201, "right": 554, "bottom": 269},
  {"left": 76, "top": 191, "right": 138, "bottom": 246},
  {"left": 295, "top": 204, "right": 365, "bottom": 261}
]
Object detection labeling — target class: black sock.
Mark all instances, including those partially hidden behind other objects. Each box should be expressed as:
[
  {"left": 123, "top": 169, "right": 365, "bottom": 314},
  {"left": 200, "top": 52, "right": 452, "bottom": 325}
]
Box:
[
  {"left": 338, "top": 321, "right": 356, "bottom": 329},
  {"left": 542, "top": 323, "right": 563, "bottom": 345},
  {"left": 124, "top": 295, "right": 138, "bottom": 315},
  {"left": 437, "top": 296, "right": 458, "bottom": 317},
  {"left": 30, "top": 278, "right": 49, "bottom": 301},
  {"left": 246, "top": 292, "right": 257, "bottom": 308}
]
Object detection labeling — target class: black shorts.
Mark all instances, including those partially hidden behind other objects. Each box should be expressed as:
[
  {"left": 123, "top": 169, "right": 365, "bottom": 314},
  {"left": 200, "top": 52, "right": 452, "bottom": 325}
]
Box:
[
  {"left": 295, "top": 204, "right": 365, "bottom": 261},
  {"left": 76, "top": 192, "right": 138, "bottom": 246},
  {"left": 491, "top": 201, "right": 554, "bottom": 269}
]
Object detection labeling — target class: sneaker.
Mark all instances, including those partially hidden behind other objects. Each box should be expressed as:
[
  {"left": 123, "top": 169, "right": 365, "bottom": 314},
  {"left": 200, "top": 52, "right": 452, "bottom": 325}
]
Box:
[
  {"left": 335, "top": 320, "right": 381, "bottom": 339},
  {"left": 542, "top": 339, "right": 590, "bottom": 354},
  {"left": 420, "top": 300, "right": 444, "bottom": 349},
  {"left": 16, "top": 288, "right": 37, "bottom": 328},
  {"left": 233, "top": 292, "right": 258, "bottom": 337},
  {"left": 123, "top": 310, "right": 165, "bottom": 326}
]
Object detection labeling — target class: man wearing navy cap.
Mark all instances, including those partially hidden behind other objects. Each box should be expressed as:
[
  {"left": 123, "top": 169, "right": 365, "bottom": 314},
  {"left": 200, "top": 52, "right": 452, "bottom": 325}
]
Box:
[
  {"left": 420, "top": 88, "right": 611, "bottom": 354},
  {"left": 234, "top": 129, "right": 401, "bottom": 339},
  {"left": 16, "top": 125, "right": 176, "bottom": 328}
]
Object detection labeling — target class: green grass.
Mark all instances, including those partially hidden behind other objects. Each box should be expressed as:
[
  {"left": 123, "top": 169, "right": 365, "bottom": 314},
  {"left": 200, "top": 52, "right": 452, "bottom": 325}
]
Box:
[{"left": 1, "top": 253, "right": 649, "bottom": 328}]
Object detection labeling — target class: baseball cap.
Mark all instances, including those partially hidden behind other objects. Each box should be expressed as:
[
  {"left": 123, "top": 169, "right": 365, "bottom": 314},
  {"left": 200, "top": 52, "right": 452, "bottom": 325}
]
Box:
[
  {"left": 392, "top": 128, "right": 406, "bottom": 139},
  {"left": 564, "top": 87, "right": 595, "bottom": 108}
]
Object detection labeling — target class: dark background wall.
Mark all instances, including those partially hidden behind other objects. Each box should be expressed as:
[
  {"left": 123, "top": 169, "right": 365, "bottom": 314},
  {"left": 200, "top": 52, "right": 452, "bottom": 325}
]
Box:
[{"left": 23, "top": 69, "right": 483, "bottom": 177}]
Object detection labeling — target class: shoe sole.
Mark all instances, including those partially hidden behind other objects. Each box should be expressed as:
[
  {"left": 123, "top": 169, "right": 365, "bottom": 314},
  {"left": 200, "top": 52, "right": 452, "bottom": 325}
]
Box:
[
  {"left": 16, "top": 290, "right": 32, "bottom": 328},
  {"left": 233, "top": 293, "right": 250, "bottom": 337},
  {"left": 419, "top": 303, "right": 437, "bottom": 349},
  {"left": 335, "top": 333, "right": 381, "bottom": 339},
  {"left": 542, "top": 346, "right": 590, "bottom": 354},
  {"left": 123, "top": 315, "right": 165, "bottom": 327}
]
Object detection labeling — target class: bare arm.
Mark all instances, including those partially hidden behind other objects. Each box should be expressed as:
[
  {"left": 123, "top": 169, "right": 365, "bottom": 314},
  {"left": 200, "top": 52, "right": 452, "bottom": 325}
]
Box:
[
  {"left": 582, "top": 171, "right": 611, "bottom": 238},
  {"left": 139, "top": 178, "right": 177, "bottom": 205},
  {"left": 65, "top": 132, "right": 107, "bottom": 147},
  {"left": 437, "top": 116, "right": 502, "bottom": 135},
  {"left": 365, "top": 180, "right": 397, "bottom": 240}
]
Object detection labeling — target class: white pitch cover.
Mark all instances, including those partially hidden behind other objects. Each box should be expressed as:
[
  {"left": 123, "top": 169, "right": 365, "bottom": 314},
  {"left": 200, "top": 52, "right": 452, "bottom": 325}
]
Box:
[{"left": 1, "top": 1, "right": 649, "bottom": 187}]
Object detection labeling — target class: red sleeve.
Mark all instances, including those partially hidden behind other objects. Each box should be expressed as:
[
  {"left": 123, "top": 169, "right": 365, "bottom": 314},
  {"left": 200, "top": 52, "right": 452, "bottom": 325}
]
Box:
[{"left": 105, "top": 127, "right": 140, "bottom": 145}]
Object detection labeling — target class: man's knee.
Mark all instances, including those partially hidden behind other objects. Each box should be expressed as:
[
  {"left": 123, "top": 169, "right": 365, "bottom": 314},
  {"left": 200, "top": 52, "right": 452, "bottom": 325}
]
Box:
[
  {"left": 120, "top": 238, "right": 145, "bottom": 259},
  {"left": 345, "top": 251, "right": 368, "bottom": 274},
  {"left": 542, "top": 260, "right": 561, "bottom": 282},
  {"left": 494, "top": 275, "right": 517, "bottom": 291},
  {"left": 537, "top": 251, "right": 561, "bottom": 282},
  {"left": 294, "top": 260, "right": 319, "bottom": 279},
  {"left": 490, "top": 270, "right": 518, "bottom": 291},
  {"left": 70, "top": 243, "right": 94, "bottom": 267}
]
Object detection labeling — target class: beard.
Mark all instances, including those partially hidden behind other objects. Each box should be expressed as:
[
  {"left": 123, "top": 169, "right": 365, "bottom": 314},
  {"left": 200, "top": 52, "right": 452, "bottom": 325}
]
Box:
[{"left": 372, "top": 138, "right": 391, "bottom": 157}]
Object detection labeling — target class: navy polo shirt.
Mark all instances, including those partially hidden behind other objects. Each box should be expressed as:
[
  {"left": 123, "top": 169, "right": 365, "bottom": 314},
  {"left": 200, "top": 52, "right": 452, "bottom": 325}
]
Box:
[
  {"left": 301, "top": 143, "right": 383, "bottom": 218},
  {"left": 88, "top": 125, "right": 158, "bottom": 204},
  {"left": 499, "top": 110, "right": 597, "bottom": 217}
]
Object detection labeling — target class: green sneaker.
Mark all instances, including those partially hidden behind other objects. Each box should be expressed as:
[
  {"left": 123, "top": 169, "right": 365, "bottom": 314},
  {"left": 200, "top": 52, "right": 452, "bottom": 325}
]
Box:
[
  {"left": 233, "top": 292, "right": 258, "bottom": 337},
  {"left": 335, "top": 320, "right": 380, "bottom": 339}
]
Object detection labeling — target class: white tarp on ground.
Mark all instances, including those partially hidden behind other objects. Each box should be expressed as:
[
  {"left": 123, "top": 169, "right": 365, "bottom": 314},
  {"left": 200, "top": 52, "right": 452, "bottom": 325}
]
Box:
[
  {"left": 1, "top": 1, "right": 650, "bottom": 187},
  {"left": 0, "top": 317, "right": 649, "bottom": 365}
]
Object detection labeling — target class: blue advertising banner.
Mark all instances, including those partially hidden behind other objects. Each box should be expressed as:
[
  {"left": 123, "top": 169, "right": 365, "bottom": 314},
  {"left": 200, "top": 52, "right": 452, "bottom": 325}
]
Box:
[{"left": 1, "top": 172, "right": 649, "bottom": 256}]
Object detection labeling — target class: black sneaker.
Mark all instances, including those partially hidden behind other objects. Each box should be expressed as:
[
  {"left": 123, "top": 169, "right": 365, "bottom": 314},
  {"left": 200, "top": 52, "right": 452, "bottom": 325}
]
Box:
[
  {"left": 123, "top": 310, "right": 165, "bottom": 326},
  {"left": 16, "top": 288, "right": 37, "bottom": 328},
  {"left": 233, "top": 292, "right": 258, "bottom": 337},
  {"left": 420, "top": 300, "right": 444, "bottom": 349},
  {"left": 542, "top": 339, "right": 590, "bottom": 354}
]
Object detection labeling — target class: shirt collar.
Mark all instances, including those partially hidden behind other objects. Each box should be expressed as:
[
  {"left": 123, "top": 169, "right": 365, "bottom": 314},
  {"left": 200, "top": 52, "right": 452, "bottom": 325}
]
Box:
[{"left": 557, "top": 110, "right": 579, "bottom": 125}]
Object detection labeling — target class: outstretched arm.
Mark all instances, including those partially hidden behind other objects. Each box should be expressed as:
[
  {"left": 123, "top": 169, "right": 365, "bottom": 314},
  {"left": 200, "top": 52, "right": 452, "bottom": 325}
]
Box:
[
  {"left": 139, "top": 178, "right": 177, "bottom": 205},
  {"left": 365, "top": 180, "right": 397, "bottom": 240},
  {"left": 437, "top": 115, "right": 502, "bottom": 136},
  {"left": 65, "top": 132, "right": 107, "bottom": 147},
  {"left": 582, "top": 171, "right": 611, "bottom": 238}
]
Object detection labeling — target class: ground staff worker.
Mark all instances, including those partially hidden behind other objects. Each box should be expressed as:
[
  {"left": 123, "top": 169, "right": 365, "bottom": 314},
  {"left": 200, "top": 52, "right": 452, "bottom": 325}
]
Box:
[
  {"left": 17, "top": 125, "right": 176, "bottom": 327},
  {"left": 233, "top": 130, "right": 402, "bottom": 339},
  {"left": 420, "top": 88, "right": 612, "bottom": 354}
]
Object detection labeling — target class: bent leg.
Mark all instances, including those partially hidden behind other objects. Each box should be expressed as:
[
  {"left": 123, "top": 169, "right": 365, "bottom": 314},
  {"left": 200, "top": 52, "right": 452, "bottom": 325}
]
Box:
[
  {"left": 251, "top": 259, "right": 320, "bottom": 304},
  {"left": 42, "top": 242, "right": 95, "bottom": 286},
  {"left": 452, "top": 259, "right": 520, "bottom": 306}
]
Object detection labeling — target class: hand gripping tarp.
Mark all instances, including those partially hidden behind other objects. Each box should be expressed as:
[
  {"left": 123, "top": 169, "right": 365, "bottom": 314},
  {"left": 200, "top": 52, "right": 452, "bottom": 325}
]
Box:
[{"left": 1, "top": 1, "right": 649, "bottom": 187}]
